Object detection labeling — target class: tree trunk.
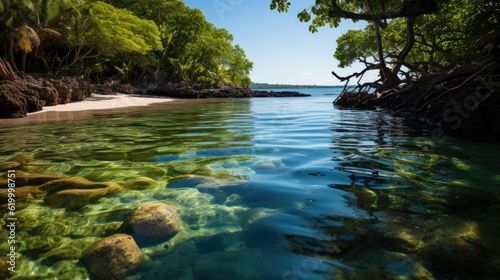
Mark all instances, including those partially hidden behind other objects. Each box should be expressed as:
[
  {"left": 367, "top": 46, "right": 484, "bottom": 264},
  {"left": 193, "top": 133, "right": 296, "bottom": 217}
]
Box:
[
  {"left": 394, "top": 16, "right": 416, "bottom": 74},
  {"left": 9, "top": 37, "right": 19, "bottom": 72},
  {"left": 21, "top": 51, "right": 27, "bottom": 72}
]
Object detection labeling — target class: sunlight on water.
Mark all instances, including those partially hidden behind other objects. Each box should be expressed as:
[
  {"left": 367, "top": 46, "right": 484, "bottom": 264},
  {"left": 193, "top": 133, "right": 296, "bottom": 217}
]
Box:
[{"left": 1, "top": 89, "right": 499, "bottom": 279}]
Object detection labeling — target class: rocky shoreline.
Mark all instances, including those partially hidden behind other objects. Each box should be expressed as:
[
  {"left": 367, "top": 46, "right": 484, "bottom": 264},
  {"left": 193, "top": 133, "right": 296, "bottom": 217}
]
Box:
[{"left": 0, "top": 75, "right": 310, "bottom": 119}]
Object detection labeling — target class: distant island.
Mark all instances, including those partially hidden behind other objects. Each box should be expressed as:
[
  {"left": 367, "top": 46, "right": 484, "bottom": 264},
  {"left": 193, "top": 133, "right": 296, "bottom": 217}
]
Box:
[{"left": 250, "top": 83, "right": 344, "bottom": 89}]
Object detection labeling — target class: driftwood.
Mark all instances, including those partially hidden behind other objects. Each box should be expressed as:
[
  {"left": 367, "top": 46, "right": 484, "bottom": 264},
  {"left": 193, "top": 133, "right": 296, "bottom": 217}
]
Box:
[{"left": 328, "top": 0, "right": 438, "bottom": 28}]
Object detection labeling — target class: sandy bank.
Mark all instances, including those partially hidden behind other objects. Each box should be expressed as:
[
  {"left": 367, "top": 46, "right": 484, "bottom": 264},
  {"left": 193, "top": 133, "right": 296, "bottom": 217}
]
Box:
[
  {"left": 29, "top": 94, "right": 175, "bottom": 114},
  {"left": 0, "top": 94, "right": 177, "bottom": 124}
]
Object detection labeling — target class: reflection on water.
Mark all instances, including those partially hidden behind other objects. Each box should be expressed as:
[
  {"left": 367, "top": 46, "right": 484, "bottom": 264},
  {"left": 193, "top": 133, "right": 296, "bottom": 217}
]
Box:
[{"left": 1, "top": 89, "right": 499, "bottom": 279}]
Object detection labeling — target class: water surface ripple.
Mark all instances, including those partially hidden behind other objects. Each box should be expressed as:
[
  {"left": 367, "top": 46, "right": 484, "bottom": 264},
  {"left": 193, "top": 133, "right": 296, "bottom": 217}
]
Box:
[{"left": 0, "top": 88, "right": 499, "bottom": 279}]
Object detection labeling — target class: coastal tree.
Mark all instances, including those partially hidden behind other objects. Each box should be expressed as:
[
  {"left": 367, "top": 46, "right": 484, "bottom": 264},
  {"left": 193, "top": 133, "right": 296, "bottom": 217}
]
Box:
[
  {"left": 0, "top": 0, "right": 68, "bottom": 72},
  {"left": 269, "top": 0, "right": 499, "bottom": 90},
  {"left": 1, "top": 0, "right": 254, "bottom": 87},
  {"left": 101, "top": 0, "right": 253, "bottom": 86},
  {"left": 227, "top": 45, "right": 253, "bottom": 87},
  {"left": 270, "top": 0, "right": 442, "bottom": 92},
  {"left": 334, "top": 0, "right": 494, "bottom": 74},
  {"left": 53, "top": 1, "right": 162, "bottom": 78},
  {"left": 270, "top": 0, "right": 499, "bottom": 135}
]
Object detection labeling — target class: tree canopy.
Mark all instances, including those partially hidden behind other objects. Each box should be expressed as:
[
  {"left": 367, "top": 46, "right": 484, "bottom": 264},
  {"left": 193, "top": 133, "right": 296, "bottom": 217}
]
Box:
[
  {"left": 0, "top": 0, "right": 254, "bottom": 87},
  {"left": 270, "top": 0, "right": 499, "bottom": 89},
  {"left": 270, "top": 0, "right": 500, "bottom": 136}
]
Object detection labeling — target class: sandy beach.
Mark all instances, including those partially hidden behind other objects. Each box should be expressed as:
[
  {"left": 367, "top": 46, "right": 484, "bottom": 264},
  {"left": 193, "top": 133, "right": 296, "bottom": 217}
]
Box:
[
  {"left": 29, "top": 94, "right": 175, "bottom": 114},
  {"left": 0, "top": 94, "right": 176, "bottom": 124}
]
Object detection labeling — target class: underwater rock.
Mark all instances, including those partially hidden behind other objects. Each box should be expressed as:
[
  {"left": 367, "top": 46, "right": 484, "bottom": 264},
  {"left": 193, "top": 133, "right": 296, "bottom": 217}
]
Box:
[
  {"left": 126, "top": 202, "right": 183, "bottom": 238},
  {"left": 250, "top": 158, "right": 286, "bottom": 174},
  {"left": 186, "top": 204, "right": 247, "bottom": 230},
  {"left": 48, "top": 260, "right": 91, "bottom": 279},
  {"left": 438, "top": 186, "right": 498, "bottom": 210},
  {"left": 42, "top": 237, "right": 98, "bottom": 265},
  {"left": 0, "top": 161, "right": 20, "bottom": 172},
  {"left": 31, "top": 220, "right": 123, "bottom": 237},
  {"left": 196, "top": 179, "right": 249, "bottom": 195},
  {"left": 44, "top": 187, "right": 122, "bottom": 209},
  {"left": 0, "top": 256, "right": 14, "bottom": 279},
  {"left": 224, "top": 193, "right": 243, "bottom": 206},
  {"left": 40, "top": 177, "right": 118, "bottom": 194},
  {"left": 191, "top": 167, "right": 213, "bottom": 176},
  {"left": 169, "top": 174, "right": 248, "bottom": 196},
  {"left": 0, "top": 186, "right": 44, "bottom": 202},
  {"left": 168, "top": 175, "right": 210, "bottom": 189},
  {"left": 241, "top": 207, "right": 278, "bottom": 229},
  {"left": 193, "top": 250, "right": 261, "bottom": 280},
  {"left": 417, "top": 216, "right": 500, "bottom": 275},
  {"left": 375, "top": 212, "right": 500, "bottom": 276},
  {"left": 124, "top": 177, "right": 157, "bottom": 190},
  {"left": 6, "top": 155, "right": 34, "bottom": 165},
  {"left": 0, "top": 173, "right": 67, "bottom": 188},
  {"left": 83, "top": 234, "right": 144, "bottom": 280},
  {"left": 24, "top": 236, "right": 64, "bottom": 253},
  {"left": 339, "top": 249, "right": 433, "bottom": 279},
  {"left": 41, "top": 177, "right": 123, "bottom": 209},
  {"left": 252, "top": 162, "right": 279, "bottom": 174}
]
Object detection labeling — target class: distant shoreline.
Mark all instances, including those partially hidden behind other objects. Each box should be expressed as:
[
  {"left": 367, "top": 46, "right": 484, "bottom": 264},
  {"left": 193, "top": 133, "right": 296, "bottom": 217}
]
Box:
[
  {"left": 0, "top": 74, "right": 312, "bottom": 119},
  {"left": 250, "top": 83, "right": 345, "bottom": 89}
]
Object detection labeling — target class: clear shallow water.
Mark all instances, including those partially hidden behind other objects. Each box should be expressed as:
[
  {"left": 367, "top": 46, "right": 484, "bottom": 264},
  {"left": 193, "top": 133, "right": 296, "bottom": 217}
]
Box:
[{"left": 1, "top": 88, "right": 499, "bottom": 279}]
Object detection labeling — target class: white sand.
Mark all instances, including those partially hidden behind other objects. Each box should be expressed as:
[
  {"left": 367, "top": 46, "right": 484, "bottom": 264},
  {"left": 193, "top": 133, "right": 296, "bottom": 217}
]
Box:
[{"left": 29, "top": 94, "right": 174, "bottom": 114}]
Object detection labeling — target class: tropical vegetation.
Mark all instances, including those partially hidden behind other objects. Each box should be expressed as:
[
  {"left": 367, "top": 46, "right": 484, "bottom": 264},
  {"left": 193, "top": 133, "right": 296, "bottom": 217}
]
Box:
[
  {"left": 270, "top": 0, "right": 500, "bottom": 137},
  {"left": 0, "top": 0, "right": 253, "bottom": 87},
  {"left": 270, "top": 0, "right": 498, "bottom": 90}
]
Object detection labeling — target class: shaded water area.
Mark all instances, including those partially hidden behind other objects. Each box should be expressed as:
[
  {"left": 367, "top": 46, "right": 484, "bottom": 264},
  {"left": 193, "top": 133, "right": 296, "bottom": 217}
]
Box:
[{"left": 1, "top": 88, "right": 499, "bottom": 279}]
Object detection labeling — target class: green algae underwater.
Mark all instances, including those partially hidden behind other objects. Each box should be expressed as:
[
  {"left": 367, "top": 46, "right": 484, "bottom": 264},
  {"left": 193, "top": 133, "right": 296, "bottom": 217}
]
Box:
[{"left": 1, "top": 89, "right": 500, "bottom": 279}]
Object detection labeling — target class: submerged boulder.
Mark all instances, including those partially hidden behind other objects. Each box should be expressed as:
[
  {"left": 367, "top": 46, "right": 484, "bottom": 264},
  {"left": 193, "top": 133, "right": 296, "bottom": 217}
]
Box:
[
  {"left": 126, "top": 202, "right": 183, "bottom": 238},
  {"left": 83, "top": 234, "right": 144, "bottom": 280},
  {"left": 169, "top": 174, "right": 248, "bottom": 196},
  {"left": 0, "top": 186, "right": 44, "bottom": 202},
  {"left": 438, "top": 185, "right": 499, "bottom": 210},
  {"left": 41, "top": 177, "right": 123, "bottom": 209},
  {"left": 7, "top": 173, "right": 67, "bottom": 188},
  {"left": 0, "top": 161, "right": 21, "bottom": 172},
  {"left": 375, "top": 212, "right": 500, "bottom": 277},
  {"left": 124, "top": 177, "right": 157, "bottom": 190}
]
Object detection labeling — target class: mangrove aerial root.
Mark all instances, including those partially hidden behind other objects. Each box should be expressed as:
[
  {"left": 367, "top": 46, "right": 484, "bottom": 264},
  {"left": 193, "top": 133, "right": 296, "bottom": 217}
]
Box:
[{"left": 334, "top": 46, "right": 500, "bottom": 138}]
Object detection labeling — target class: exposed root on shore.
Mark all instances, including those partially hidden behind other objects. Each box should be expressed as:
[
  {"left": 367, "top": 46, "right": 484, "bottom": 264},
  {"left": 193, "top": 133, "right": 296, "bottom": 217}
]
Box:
[
  {"left": 334, "top": 37, "right": 500, "bottom": 138},
  {"left": 0, "top": 58, "right": 17, "bottom": 81}
]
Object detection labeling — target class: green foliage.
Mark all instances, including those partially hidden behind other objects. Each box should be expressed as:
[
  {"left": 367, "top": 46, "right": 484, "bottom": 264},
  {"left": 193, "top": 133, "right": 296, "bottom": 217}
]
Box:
[
  {"left": 335, "top": 29, "right": 376, "bottom": 68},
  {"left": 77, "top": 1, "right": 162, "bottom": 56},
  {"left": 271, "top": 0, "right": 499, "bottom": 75},
  {"left": 334, "top": 0, "right": 498, "bottom": 72},
  {"left": 99, "top": 0, "right": 253, "bottom": 86},
  {"left": 1, "top": 0, "right": 253, "bottom": 86},
  {"left": 227, "top": 45, "right": 254, "bottom": 87}
]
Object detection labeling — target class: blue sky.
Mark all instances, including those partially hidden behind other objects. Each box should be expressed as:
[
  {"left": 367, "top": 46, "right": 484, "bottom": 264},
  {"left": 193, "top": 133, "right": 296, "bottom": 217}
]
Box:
[{"left": 183, "top": 0, "right": 376, "bottom": 85}]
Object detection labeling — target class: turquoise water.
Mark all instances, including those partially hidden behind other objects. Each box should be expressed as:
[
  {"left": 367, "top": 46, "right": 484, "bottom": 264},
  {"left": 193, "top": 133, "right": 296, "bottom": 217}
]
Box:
[{"left": 1, "top": 87, "right": 499, "bottom": 279}]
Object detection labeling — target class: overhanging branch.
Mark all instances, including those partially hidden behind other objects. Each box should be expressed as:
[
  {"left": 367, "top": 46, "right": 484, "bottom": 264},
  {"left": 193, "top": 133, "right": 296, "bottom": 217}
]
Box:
[{"left": 329, "top": 0, "right": 438, "bottom": 28}]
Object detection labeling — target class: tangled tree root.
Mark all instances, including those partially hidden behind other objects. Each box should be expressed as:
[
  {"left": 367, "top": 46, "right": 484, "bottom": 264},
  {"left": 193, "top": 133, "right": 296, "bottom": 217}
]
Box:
[
  {"left": 0, "top": 58, "right": 17, "bottom": 81},
  {"left": 334, "top": 39, "right": 500, "bottom": 138}
]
